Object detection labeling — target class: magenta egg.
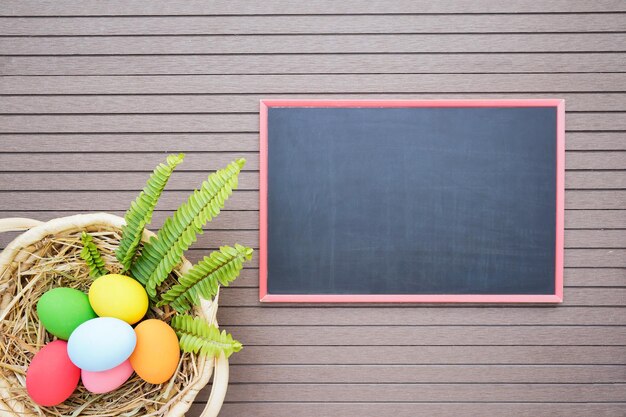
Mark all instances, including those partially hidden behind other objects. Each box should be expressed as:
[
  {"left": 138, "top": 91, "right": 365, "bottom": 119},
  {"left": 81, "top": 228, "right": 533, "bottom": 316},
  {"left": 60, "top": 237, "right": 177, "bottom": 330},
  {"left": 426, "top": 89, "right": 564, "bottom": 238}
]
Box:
[{"left": 26, "top": 340, "right": 80, "bottom": 406}]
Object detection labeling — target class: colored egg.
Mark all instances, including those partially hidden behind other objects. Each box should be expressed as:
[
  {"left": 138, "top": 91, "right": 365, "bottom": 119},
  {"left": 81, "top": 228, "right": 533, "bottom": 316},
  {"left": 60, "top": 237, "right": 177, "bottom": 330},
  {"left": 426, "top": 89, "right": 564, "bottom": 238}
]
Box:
[
  {"left": 81, "top": 360, "right": 133, "bottom": 394},
  {"left": 26, "top": 340, "right": 80, "bottom": 406},
  {"left": 36, "top": 287, "right": 97, "bottom": 340},
  {"left": 88, "top": 274, "right": 148, "bottom": 324},
  {"left": 129, "top": 319, "right": 180, "bottom": 384},
  {"left": 67, "top": 317, "right": 136, "bottom": 372}
]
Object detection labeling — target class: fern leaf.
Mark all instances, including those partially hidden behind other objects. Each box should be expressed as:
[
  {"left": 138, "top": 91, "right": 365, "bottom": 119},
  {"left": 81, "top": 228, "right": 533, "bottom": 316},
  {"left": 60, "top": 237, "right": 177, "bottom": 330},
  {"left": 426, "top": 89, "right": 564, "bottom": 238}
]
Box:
[
  {"left": 118, "top": 219, "right": 146, "bottom": 271},
  {"left": 171, "top": 314, "right": 242, "bottom": 358},
  {"left": 80, "top": 232, "right": 108, "bottom": 278},
  {"left": 159, "top": 244, "right": 253, "bottom": 313},
  {"left": 116, "top": 153, "right": 184, "bottom": 272},
  {"left": 130, "top": 158, "right": 246, "bottom": 296}
]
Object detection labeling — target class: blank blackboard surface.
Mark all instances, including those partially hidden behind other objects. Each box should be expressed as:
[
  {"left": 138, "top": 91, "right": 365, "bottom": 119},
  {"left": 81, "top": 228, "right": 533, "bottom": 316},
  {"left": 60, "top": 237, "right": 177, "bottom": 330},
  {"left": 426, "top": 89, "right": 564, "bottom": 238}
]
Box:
[{"left": 260, "top": 100, "right": 564, "bottom": 303}]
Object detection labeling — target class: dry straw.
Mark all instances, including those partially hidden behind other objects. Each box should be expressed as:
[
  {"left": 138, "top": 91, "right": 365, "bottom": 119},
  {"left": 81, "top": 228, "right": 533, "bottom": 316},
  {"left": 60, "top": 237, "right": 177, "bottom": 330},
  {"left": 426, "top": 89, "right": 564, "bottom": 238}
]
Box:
[{"left": 0, "top": 213, "right": 228, "bottom": 417}]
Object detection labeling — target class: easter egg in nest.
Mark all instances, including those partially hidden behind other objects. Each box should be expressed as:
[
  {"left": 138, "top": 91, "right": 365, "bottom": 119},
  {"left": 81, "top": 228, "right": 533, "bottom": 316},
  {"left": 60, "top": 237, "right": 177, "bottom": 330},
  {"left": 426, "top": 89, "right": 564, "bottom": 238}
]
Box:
[
  {"left": 36, "top": 287, "right": 97, "bottom": 340},
  {"left": 88, "top": 274, "right": 148, "bottom": 324},
  {"left": 130, "top": 319, "right": 180, "bottom": 384},
  {"left": 67, "top": 317, "right": 136, "bottom": 372},
  {"left": 26, "top": 340, "right": 80, "bottom": 406},
  {"left": 81, "top": 360, "right": 134, "bottom": 394}
]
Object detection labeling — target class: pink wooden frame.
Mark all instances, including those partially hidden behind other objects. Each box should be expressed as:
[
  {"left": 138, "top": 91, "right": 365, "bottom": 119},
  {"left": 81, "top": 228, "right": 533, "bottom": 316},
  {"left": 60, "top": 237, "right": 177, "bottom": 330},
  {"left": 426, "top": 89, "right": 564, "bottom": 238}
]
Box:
[{"left": 259, "top": 99, "right": 565, "bottom": 303}]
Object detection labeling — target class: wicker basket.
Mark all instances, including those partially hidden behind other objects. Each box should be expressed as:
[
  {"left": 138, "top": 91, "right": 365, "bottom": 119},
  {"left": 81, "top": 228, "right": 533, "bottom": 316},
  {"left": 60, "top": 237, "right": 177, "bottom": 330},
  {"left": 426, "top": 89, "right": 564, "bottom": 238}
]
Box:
[{"left": 0, "top": 213, "right": 229, "bottom": 417}]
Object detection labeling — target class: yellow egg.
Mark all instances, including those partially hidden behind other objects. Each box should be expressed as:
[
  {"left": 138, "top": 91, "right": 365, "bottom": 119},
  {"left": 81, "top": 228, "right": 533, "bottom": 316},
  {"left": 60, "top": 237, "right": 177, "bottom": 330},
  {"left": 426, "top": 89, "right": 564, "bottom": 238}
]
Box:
[
  {"left": 129, "top": 319, "right": 180, "bottom": 384},
  {"left": 88, "top": 274, "right": 148, "bottom": 325}
]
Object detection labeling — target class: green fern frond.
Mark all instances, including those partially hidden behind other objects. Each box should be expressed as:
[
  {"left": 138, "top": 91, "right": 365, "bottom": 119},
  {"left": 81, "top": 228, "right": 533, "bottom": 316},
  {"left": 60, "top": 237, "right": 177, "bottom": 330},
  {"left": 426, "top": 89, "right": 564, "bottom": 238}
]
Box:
[
  {"left": 130, "top": 158, "right": 246, "bottom": 296},
  {"left": 116, "top": 153, "right": 184, "bottom": 272},
  {"left": 118, "top": 219, "right": 146, "bottom": 271},
  {"left": 158, "top": 244, "right": 253, "bottom": 313},
  {"left": 171, "top": 314, "right": 242, "bottom": 358},
  {"left": 80, "top": 232, "right": 108, "bottom": 278}
]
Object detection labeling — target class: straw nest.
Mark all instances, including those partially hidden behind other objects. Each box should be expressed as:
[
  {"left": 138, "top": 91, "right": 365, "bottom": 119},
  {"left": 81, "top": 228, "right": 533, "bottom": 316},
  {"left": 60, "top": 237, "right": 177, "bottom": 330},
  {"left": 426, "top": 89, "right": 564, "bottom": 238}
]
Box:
[{"left": 0, "top": 217, "right": 220, "bottom": 417}]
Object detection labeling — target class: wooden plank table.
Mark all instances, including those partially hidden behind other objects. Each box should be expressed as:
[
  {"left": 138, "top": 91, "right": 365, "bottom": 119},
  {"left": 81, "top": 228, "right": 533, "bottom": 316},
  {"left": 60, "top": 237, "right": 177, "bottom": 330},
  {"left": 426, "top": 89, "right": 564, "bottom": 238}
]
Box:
[{"left": 1, "top": 1, "right": 625, "bottom": 415}]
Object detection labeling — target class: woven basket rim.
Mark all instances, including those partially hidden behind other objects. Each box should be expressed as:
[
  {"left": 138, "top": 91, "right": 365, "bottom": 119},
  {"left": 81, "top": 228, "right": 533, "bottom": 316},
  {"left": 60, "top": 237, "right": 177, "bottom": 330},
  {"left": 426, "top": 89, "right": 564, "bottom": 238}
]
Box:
[{"left": 0, "top": 213, "right": 228, "bottom": 417}]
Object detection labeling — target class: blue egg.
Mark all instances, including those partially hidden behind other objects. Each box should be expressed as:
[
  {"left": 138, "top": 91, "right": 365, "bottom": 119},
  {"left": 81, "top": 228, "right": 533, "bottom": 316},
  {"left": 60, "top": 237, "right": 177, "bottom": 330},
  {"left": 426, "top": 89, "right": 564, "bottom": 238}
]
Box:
[{"left": 67, "top": 317, "right": 136, "bottom": 372}]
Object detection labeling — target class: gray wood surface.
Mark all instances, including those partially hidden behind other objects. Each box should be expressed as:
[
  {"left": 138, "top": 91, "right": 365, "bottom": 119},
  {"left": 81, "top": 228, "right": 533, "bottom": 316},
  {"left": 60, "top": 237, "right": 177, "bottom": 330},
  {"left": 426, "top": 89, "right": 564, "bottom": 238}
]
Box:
[
  {"left": 218, "top": 383, "right": 626, "bottom": 402},
  {"left": 190, "top": 403, "right": 626, "bottom": 417},
  {"left": 3, "top": 74, "right": 625, "bottom": 94},
  {"left": 2, "top": 94, "right": 624, "bottom": 112},
  {"left": 4, "top": 34, "right": 625, "bottom": 54},
  {"left": 2, "top": 14, "right": 625, "bottom": 35},
  {"left": 3, "top": 54, "right": 625, "bottom": 75},
  {"left": 3, "top": 0, "right": 626, "bottom": 15},
  {"left": 1, "top": 1, "right": 625, "bottom": 415}
]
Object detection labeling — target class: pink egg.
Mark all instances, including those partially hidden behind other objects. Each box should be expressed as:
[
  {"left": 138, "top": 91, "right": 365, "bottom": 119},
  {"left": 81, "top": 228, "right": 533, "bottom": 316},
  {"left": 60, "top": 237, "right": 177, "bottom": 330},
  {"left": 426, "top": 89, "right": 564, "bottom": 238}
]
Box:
[{"left": 81, "top": 360, "right": 133, "bottom": 394}]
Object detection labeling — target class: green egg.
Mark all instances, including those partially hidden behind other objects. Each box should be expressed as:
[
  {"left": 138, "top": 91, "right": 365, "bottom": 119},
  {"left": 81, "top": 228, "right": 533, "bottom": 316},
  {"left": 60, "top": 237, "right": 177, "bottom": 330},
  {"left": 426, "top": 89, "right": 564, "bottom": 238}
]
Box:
[{"left": 36, "top": 287, "right": 97, "bottom": 340}]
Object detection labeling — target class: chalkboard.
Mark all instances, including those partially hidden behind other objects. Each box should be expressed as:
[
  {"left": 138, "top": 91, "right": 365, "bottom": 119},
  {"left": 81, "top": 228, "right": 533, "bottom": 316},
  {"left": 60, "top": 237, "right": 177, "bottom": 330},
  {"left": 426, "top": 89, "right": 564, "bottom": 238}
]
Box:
[{"left": 259, "top": 100, "right": 564, "bottom": 303}]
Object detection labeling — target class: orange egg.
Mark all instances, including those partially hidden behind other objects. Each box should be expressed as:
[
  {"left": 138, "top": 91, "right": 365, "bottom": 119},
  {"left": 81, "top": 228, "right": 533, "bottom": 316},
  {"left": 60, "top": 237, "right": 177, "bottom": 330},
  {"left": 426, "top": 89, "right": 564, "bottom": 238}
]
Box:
[{"left": 129, "top": 319, "right": 180, "bottom": 384}]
